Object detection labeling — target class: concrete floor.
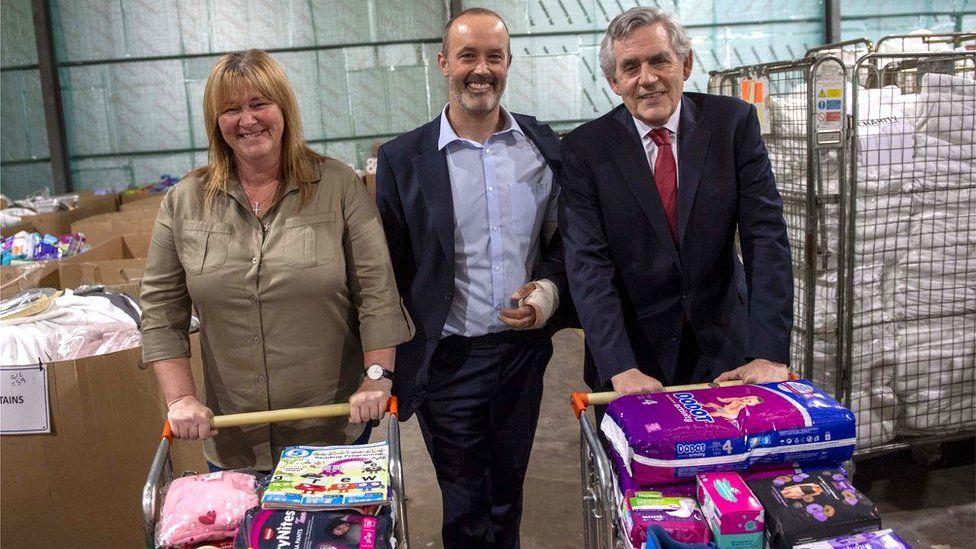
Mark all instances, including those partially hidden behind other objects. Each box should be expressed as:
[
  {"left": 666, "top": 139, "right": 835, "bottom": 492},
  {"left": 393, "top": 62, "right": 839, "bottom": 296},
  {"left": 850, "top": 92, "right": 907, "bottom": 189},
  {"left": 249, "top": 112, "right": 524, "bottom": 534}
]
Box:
[{"left": 380, "top": 329, "right": 976, "bottom": 549}]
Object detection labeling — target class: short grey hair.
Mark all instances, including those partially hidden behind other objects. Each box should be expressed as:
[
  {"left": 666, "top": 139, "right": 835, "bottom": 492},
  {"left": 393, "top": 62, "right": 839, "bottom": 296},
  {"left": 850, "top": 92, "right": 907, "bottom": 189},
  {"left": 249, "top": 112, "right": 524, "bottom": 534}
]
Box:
[{"left": 599, "top": 7, "right": 692, "bottom": 79}]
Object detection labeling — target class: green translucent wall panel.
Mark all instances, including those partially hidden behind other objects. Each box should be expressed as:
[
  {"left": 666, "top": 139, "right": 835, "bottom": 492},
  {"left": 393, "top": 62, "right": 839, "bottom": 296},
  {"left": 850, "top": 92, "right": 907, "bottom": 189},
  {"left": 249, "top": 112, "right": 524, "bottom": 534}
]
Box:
[
  {"left": 2, "top": 0, "right": 973, "bottom": 199},
  {"left": 0, "top": 0, "right": 50, "bottom": 198}
]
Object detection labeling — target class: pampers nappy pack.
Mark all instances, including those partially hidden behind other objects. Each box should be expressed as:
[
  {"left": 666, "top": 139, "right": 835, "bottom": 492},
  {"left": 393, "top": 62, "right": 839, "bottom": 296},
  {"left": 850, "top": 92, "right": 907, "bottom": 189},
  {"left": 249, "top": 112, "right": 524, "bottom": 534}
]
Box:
[
  {"left": 746, "top": 469, "right": 881, "bottom": 548},
  {"left": 601, "top": 380, "right": 856, "bottom": 485},
  {"left": 696, "top": 472, "right": 763, "bottom": 549}
]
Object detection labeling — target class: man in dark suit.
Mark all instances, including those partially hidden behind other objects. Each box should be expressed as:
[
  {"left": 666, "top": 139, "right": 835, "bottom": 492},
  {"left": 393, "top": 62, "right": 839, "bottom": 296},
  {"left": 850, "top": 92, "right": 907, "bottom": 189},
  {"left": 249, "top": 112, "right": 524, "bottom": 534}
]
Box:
[
  {"left": 375, "top": 8, "right": 568, "bottom": 548},
  {"left": 560, "top": 6, "right": 794, "bottom": 397}
]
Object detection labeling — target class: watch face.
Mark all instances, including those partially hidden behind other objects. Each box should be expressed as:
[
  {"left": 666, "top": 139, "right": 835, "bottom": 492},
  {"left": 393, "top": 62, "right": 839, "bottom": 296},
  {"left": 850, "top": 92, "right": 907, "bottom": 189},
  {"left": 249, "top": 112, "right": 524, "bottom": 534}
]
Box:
[{"left": 367, "top": 364, "right": 383, "bottom": 380}]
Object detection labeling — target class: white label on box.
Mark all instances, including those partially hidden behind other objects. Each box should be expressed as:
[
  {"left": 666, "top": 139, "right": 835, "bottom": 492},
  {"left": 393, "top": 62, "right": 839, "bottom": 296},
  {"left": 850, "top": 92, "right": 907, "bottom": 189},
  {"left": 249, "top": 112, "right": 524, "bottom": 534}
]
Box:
[{"left": 0, "top": 363, "right": 51, "bottom": 435}]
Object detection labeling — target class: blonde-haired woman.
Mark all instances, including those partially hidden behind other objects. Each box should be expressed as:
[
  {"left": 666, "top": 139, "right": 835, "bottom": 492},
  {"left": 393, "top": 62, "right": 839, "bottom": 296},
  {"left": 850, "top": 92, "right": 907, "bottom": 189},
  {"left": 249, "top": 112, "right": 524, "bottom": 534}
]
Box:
[{"left": 140, "top": 49, "right": 414, "bottom": 471}]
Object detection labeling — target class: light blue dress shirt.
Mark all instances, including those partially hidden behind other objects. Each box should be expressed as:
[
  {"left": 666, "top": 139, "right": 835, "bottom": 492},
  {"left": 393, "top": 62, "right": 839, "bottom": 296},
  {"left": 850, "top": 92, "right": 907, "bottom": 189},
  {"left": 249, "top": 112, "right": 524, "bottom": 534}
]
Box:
[{"left": 437, "top": 106, "right": 558, "bottom": 338}]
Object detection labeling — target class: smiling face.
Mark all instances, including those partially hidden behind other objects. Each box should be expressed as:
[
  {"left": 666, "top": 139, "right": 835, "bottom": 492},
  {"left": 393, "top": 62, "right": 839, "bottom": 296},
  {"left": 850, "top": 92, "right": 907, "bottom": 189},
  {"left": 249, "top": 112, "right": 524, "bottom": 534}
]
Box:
[
  {"left": 438, "top": 13, "right": 511, "bottom": 117},
  {"left": 216, "top": 84, "right": 285, "bottom": 166},
  {"left": 607, "top": 22, "right": 692, "bottom": 126}
]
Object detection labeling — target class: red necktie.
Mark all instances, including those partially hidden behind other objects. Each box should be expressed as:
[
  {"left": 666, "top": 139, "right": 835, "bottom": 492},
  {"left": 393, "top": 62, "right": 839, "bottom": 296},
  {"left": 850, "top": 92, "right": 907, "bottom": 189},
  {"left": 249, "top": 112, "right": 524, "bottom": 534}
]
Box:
[{"left": 649, "top": 128, "right": 678, "bottom": 243}]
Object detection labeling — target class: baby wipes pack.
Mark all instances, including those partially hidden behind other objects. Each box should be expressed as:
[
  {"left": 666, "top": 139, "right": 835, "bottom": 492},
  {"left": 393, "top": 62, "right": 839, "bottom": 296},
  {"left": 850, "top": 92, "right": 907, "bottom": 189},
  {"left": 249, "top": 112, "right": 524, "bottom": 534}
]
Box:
[{"left": 601, "top": 380, "right": 856, "bottom": 485}]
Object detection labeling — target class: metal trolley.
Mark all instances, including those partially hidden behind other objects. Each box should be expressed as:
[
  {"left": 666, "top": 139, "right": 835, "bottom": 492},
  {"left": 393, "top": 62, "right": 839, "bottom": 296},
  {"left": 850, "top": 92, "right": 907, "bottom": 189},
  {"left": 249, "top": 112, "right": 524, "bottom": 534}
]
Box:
[
  {"left": 569, "top": 382, "right": 742, "bottom": 549},
  {"left": 142, "top": 399, "right": 410, "bottom": 549},
  {"left": 709, "top": 33, "right": 976, "bottom": 458}
]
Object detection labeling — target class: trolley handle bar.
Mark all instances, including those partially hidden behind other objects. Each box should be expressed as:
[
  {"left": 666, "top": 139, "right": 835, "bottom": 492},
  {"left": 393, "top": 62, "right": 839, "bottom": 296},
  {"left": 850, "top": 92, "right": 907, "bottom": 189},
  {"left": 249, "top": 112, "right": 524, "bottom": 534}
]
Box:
[
  {"left": 160, "top": 397, "right": 399, "bottom": 441},
  {"left": 570, "top": 381, "right": 745, "bottom": 418}
]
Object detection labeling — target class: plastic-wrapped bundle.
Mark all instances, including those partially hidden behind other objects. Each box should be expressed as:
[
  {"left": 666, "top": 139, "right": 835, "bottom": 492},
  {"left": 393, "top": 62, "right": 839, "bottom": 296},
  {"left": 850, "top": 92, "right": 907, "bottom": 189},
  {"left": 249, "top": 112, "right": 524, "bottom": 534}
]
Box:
[
  {"left": 915, "top": 75, "right": 976, "bottom": 143},
  {"left": 892, "top": 246, "right": 976, "bottom": 321},
  {"left": 908, "top": 187, "right": 976, "bottom": 250},
  {"left": 601, "top": 380, "right": 856, "bottom": 486},
  {"left": 155, "top": 471, "right": 261, "bottom": 548},
  {"left": 894, "top": 315, "right": 975, "bottom": 435},
  {"left": 234, "top": 508, "right": 393, "bottom": 549}
]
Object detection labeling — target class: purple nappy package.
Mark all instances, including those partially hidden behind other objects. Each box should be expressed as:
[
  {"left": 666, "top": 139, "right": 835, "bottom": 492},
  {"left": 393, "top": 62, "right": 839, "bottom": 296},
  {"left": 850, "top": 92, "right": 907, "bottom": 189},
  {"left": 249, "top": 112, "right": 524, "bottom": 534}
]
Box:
[
  {"left": 601, "top": 380, "right": 856, "bottom": 485},
  {"left": 792, "top": 529, "right": 911, "bottom": 549},
  {"left": 746, "top": 469, "right": 881, "bottom": 549}
]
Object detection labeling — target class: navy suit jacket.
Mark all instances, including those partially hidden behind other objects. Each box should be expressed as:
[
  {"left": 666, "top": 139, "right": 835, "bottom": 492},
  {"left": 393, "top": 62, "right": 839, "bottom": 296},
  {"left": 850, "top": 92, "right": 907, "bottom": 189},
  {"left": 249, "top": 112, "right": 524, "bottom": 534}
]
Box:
[
  {"left": 559, "top": 93, "right": 793, "bottom": 390},
  {"left": 376, "top": 112, "right": 571, "bottom": 419}
]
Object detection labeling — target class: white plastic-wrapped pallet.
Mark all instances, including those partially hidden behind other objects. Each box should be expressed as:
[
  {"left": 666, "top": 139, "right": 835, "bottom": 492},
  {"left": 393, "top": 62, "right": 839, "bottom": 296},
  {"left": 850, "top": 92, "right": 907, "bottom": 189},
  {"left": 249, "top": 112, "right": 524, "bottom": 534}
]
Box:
[{"left": 894, "top": 315, "right": 976, "bottom": 434}]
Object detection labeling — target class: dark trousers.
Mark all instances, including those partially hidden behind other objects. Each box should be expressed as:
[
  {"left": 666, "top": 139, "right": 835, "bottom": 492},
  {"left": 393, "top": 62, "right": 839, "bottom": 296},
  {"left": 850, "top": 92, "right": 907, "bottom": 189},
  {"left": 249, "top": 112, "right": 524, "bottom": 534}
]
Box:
[{"left": 416, "top": 329, "right": 552, "bottom": 549}]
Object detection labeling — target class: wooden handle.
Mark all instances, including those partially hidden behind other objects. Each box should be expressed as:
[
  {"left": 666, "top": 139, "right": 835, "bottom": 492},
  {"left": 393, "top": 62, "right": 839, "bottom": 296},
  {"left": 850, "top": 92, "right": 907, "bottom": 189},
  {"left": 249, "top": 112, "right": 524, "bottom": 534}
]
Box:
[
  {"left": 571, "top": 380, "right": 745, "bottom": 417},
  {"left": 160, "top": 398, "right": 399, "bottom": 440},
  {"left": 212, "top": 403, "right": 352, "bottom": 428}
]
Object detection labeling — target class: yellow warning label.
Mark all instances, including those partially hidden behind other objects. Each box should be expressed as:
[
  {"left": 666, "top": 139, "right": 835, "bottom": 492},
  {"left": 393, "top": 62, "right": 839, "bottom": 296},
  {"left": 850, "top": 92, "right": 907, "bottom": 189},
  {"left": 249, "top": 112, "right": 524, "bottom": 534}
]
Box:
[
  {"left": 826, "top": 89, "right": 842, "bottom": 98},
  {"left": 818, "top": 90, "right": 826, "bottom": 98}
]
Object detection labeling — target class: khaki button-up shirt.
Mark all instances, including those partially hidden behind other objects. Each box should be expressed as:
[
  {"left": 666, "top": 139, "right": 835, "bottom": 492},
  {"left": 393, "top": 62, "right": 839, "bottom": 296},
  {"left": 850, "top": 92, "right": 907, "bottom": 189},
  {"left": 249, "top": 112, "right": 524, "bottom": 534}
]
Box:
[{"left": 141, "top": 158, "right": 414, "bottom": 470}]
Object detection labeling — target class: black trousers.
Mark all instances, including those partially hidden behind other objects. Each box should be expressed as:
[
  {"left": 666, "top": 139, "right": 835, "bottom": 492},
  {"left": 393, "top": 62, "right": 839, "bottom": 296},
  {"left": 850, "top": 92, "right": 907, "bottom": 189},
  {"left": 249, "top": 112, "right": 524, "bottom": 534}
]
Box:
[{"left": 416, "top": 329, "right": 552, "bottom": 549}]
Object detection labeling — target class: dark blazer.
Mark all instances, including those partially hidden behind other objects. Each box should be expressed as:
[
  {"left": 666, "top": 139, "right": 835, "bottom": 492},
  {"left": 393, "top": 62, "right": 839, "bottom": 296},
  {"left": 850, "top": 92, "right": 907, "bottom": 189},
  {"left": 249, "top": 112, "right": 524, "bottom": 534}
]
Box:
[
  {"left": 376, "top": 112, "right": 571, "bottom": 419},
  {"left": 559, "top": 93, "right": 793, "bottom": 390}
]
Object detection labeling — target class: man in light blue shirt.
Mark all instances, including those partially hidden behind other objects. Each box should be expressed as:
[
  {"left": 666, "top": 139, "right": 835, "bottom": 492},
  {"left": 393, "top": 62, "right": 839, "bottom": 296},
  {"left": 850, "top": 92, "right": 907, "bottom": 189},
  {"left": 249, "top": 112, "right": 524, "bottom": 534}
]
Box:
[{"left": 375, "top": 7, "right": 571, "bottom": 548}]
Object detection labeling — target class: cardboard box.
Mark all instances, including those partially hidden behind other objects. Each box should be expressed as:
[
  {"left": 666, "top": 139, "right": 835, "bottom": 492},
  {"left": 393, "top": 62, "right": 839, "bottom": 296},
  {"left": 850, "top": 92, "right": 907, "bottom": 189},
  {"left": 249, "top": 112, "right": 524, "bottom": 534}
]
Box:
[
  {"left": 0, "top": 334, "right": 207, "bottom": 548},
  {"left": 0, "top": 234, "right": 151, "bottom": 297},
  {"left": 119, "top": 193, "right": 164, "bottom": 213},
  {"left": 119, "top": 190, "right": 165, "bottom": 204},
  {"left": 697, "top": 472, "right": 764, "bottom": 549},
  {"left": 58, "top": 258, "right": 146, "bottom": 298},
  {"left": 0, "top": 193, "right": 119, "bottom": 238},
  {"left": 80, "top": 233, "right": 151, "bottom": 262},
  {"left": 0, "top": 262, "right": 61, "bottom": 297},
  {"left": 71, "top": 210, "right": 158, "bottom": 246}
]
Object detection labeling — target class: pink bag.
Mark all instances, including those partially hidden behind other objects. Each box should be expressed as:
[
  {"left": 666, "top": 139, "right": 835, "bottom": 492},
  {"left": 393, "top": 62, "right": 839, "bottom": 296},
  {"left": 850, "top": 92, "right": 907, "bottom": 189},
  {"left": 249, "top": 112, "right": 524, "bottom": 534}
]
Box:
[{"left": 156, "top": 471, "right": 259, "bottom": 548}]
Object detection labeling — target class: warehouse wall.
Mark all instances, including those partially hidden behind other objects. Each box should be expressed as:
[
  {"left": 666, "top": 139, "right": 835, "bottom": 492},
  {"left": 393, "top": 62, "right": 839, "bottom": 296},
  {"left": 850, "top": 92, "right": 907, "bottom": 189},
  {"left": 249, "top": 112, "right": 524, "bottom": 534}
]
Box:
[{"left": 1, "top": 0, "right": 972, "bottom": 199}]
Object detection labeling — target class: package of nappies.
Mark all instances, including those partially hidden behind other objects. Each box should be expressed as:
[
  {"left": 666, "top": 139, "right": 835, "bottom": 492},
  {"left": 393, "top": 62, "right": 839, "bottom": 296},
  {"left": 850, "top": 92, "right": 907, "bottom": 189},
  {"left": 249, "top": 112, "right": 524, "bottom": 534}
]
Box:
[
  {"left": 620, "top": 490, "right": 711, "bottom": 547},
  {"left": 696, "top": 472, "right": 763, "bottom": 549},
  {"left": 792, "top": 528, "right": 910, "bottom": 548},
  {"left": 233, "top": 508, "right": 393, "bottom": 549},
  {"left": 609, "top": 445, "right": 709, "bottom": 547},
  {"left": 601, "top": 380, "right": 856, "bottom": 485},
  {"left": 746, "top": 469, "right": 881, "bottom": 549}
]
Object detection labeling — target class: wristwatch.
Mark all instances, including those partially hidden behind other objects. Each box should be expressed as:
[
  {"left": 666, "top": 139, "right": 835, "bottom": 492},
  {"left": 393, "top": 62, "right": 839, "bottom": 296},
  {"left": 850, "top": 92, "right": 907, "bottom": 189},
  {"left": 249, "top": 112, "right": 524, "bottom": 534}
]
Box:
[{"left": 365, "top": 364, "right": 394, "bottom": 382}]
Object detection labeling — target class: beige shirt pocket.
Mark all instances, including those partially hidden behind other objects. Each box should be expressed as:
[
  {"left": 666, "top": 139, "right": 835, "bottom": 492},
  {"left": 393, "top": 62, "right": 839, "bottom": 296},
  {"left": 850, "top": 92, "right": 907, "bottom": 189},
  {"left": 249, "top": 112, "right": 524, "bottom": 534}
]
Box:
[
  {"left": 284, "top": 212, "right": 337, "bottom": 268},
  {"left": 182, "top": 220, "right": 233, "bottom": 275}
]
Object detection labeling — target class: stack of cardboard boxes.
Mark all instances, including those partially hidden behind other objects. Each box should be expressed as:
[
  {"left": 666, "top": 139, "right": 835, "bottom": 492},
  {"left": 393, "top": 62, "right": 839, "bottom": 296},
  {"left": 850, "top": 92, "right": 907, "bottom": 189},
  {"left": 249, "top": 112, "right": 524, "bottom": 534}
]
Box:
[{"left": 1, "top": 190, "right": 208, "bottom": 547}]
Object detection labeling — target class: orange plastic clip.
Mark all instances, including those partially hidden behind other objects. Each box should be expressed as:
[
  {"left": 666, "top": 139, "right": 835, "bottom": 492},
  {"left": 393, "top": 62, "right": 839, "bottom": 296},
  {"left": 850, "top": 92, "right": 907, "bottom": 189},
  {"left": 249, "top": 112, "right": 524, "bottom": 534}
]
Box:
[{"left": 570, "top": 392, "right": 590, "bottom": 418}]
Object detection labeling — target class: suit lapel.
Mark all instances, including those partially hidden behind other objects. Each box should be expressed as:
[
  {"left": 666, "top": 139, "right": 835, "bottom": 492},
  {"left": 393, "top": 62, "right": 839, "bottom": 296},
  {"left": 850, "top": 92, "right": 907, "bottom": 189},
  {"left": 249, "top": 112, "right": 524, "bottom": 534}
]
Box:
[
  {"left": 515, "top": 113, "right": 560, "bottom": 171},
  {"left": 677, "top": 97, "right": 709, "bottom": 246},
  {"left": 611, "top": 106, "right": 679, "bottom": 265},
  {"left": 414, "top": 120, "right": 455, "bottom": 264}
]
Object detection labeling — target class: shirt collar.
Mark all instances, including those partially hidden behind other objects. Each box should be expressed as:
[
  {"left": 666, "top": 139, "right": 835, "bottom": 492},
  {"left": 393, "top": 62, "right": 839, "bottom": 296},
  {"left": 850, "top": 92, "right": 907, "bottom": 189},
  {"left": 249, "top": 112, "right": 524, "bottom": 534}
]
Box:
[
  {"left": 437, "top": 105, "right": 524, "bottom": 150},
  {"left": 632, "top": 97, "right": 682, "bottom": 141}
]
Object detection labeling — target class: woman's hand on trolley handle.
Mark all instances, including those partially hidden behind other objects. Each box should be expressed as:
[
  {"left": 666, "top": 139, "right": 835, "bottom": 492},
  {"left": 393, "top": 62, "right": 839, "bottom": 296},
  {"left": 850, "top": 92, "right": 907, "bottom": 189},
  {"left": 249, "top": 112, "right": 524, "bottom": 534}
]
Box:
[
  {"left": 167, "top": 394, "right": 216, "bottom": 440},
  {"left": 349, "top": 378, "right": 392, "bottom": 424},
  {"left": 348, "top": 347, "right": 396, "bottom": 424}
]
